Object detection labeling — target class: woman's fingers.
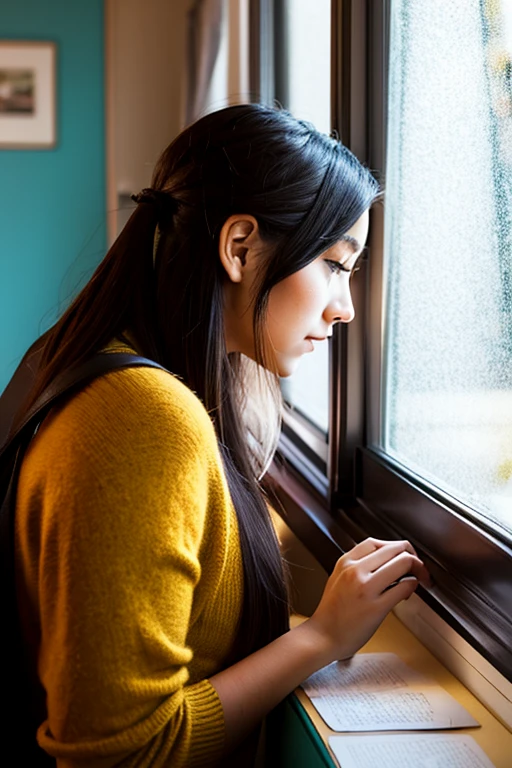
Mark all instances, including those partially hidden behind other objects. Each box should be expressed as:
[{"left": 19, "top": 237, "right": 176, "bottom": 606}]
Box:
[
  {"left": 342, "top": 538, "right": 378, "bottom": 559},
  {"left": 371, "top": 550, "right": 431, "bottom": 592},
  {"left": 338, "top": 538, "right": 432, "bottom": 593},
  {"left": 345, "top": 537, "right": 402, "bottom": 560},
  {"left": 378, "top": 573, "right": 420, "bottom": 611},
  {"left": 360, "top": 539, "right": 419, "bottom": 573}
]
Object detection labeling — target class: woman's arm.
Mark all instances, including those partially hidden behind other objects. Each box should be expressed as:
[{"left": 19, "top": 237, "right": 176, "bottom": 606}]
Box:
[
  {"left": 17, "top": 368, "right": 239, "bottom": 768},
  {"left": 211, "top": 537, "right": 431, "bottom": 755}
]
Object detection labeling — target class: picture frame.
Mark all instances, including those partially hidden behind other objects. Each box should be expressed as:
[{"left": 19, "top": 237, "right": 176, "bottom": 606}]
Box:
[{"left": 0, "top": 41, "right": 57, "bottom": 149}]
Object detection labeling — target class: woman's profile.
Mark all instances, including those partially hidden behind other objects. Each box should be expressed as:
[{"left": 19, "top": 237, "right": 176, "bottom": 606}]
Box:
[{"left": 13, "top": 103, "right": 430, "bottom": 767}]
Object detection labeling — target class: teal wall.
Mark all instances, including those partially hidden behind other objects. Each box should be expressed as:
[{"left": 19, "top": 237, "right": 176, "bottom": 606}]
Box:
[{"left": 0, "top": 0, "right": 106, "bottom": 393}]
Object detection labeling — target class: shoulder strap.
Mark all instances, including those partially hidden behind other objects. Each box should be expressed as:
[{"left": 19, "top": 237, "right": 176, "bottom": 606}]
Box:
[{"left": 1, "top": 352, "right": 168, "bottom": 458}]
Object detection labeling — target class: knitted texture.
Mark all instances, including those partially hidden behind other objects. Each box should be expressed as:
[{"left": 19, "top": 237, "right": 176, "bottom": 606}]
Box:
[{"left": 15, "top": 354, "right": 244, "bottom": 767}]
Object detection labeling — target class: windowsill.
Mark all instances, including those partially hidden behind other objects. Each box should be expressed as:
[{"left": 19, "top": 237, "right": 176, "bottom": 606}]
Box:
[
  {"left": 265, "top": 457, "right": 512, "bottom": 764},
  {"left": 289, "top": 611, "right": 512, "bottom": 767}
]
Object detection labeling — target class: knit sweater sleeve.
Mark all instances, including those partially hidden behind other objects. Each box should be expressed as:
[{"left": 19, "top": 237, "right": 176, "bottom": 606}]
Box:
[{"left": 16, "top": 367, "right": 241, "bottom": 768}]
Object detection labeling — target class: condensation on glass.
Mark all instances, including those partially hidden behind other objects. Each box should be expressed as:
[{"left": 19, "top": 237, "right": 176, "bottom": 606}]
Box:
[
  {"left": 383, "top": 0, "right": 512, "bottom": 532},
  {"left": 279, "top": 0, "right": 331, "bottom": 434}
]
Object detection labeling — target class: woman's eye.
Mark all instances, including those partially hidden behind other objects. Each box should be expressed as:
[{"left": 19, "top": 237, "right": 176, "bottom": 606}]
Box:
[{"left": 325, "top": 259, "right": 351, "bottom": 275}]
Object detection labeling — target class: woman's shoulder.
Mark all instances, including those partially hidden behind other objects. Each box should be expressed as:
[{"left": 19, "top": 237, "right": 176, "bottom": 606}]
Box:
[
  {"left": 99, "top": 340, "right": 206, "bottom": 420},
  {"left": 35, "top": 356, "right": 218, "bottom": 465},
  {"left": 18, "top": 355, "right": 227, "bottom": 558},
  {"left": 99, "top": 362, "right": 212, "bottom": 435}
]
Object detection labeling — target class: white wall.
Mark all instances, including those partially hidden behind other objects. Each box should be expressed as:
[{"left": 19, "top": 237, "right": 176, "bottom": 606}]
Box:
[{"left": 106, "top": 0, "right": 191, "bottom": 238}]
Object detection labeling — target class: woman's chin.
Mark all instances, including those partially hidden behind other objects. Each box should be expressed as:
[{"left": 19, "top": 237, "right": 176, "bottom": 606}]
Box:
[{"left": 276, "top": 355, "right": 303, "bottom": 379}]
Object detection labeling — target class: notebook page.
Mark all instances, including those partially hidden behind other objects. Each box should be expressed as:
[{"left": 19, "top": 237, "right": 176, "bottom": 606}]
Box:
[
  {"left": 301, "top": 653, "right": 479, "bottom": 732},
  {"left": 328, "top": 733, "right": 496, "bottom": 768}
]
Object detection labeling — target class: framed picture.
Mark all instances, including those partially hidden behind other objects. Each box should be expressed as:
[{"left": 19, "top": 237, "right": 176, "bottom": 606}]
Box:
[{"left": 0, "top": 41, "right": 57, "bottom": 149}]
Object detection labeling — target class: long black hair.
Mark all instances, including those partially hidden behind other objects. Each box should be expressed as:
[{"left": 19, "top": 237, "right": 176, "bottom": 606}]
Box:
[{"left": 26, "top": 104, "right": 379, "bottom": 661}]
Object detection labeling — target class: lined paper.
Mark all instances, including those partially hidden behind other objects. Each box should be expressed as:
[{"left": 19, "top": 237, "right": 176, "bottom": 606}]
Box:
[
  {"left": 328, "top": 733, "right": 496, "bottom": 768},
  {"left": 301, "top": 653, "right": 479, "bottom": 732}
]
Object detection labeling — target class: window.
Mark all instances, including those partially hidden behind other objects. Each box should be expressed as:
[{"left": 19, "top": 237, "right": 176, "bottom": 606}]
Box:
[
  {"left": 381, "top": 0, "right": 512, "bottom": 536},
  {"left": 259, "top": 0, "right": 512, "bottom": 684},
  {"left": 356, "top": 0, "right": 512, "bottom": 681}
]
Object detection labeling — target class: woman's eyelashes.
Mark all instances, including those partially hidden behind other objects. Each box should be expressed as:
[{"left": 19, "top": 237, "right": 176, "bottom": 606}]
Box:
[
  {"left": 325, "top": 259, "right": 352, "bottom": 275},
  {"left": 325, "top": 247, "right": 368, "bottom": 276}
]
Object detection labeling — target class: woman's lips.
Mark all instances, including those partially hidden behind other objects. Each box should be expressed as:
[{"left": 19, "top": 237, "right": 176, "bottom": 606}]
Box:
[{"left": 303, "top": 336, "right": 327, "bottom": 352}]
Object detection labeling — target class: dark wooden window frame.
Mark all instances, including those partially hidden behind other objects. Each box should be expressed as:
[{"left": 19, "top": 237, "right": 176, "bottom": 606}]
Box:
[{"left": 262, "top": 0, "right": 512, "bottom": 683}]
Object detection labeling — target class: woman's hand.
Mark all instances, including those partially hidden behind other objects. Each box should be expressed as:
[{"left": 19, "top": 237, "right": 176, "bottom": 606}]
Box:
[
  {"left": 307, "top": 537, "right": 432, "bottom": 663},
  {"left": 210, "top": 537, "right": 431, "bottom": 755}
]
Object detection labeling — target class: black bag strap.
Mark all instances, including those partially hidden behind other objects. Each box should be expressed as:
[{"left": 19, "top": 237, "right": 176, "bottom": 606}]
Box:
[{"left": 1, "top": 352, "right": 168, "bottom": 458}]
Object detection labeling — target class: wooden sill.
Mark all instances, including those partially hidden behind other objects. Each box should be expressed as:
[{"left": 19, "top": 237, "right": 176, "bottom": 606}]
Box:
[{"left": 290, "top": 612, "right": 512, "bottom": 767}]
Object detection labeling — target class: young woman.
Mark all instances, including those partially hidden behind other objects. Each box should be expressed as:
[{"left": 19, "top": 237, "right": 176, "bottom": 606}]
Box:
[{"left": 14, "top": 104, "right": 430, "bottom": 767}]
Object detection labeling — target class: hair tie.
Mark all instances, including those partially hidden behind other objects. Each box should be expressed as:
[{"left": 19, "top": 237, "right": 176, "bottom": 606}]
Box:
[{"left": 131, "top": 188, "right": 179, "bottom": 223}]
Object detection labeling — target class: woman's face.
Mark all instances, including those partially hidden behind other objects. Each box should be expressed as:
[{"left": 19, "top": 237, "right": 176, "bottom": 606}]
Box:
[
  {"left": 222, "top": 209, "right": 370, "bottom": 377},
  {"left": 264, "top": 210, "right": 369, "bottom": 376}
]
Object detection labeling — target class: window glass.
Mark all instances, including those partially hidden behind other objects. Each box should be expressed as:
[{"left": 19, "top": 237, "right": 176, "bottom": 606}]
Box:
[
  {"left": 382, "top": 0, "right": 512, "bottom": 533},
  {"left": 278, "top": 0, "right": 331, "bottom": 434}
]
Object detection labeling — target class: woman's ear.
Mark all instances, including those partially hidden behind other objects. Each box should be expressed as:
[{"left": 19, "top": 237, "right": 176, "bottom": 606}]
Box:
[{"left": 218, "top": 214, "right": 260, "bottom": 283}]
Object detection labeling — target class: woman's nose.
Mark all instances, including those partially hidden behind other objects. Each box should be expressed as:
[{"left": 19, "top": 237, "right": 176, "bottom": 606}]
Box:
[{"left": 324, "top": 284, "right": 355, "bottom": 325}]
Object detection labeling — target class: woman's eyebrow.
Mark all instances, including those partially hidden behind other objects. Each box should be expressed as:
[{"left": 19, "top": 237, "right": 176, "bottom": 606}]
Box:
[
  {"left": 340, "top": 234, "right": 362, "bottom": 253},
  {"left": 340, "top": 235, "right": 368, "bottom": 268}
]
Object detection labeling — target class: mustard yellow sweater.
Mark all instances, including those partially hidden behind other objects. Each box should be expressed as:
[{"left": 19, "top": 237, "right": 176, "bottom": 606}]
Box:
[{"left": 15, "top": 350, "right": 244, "bottom": 767}]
